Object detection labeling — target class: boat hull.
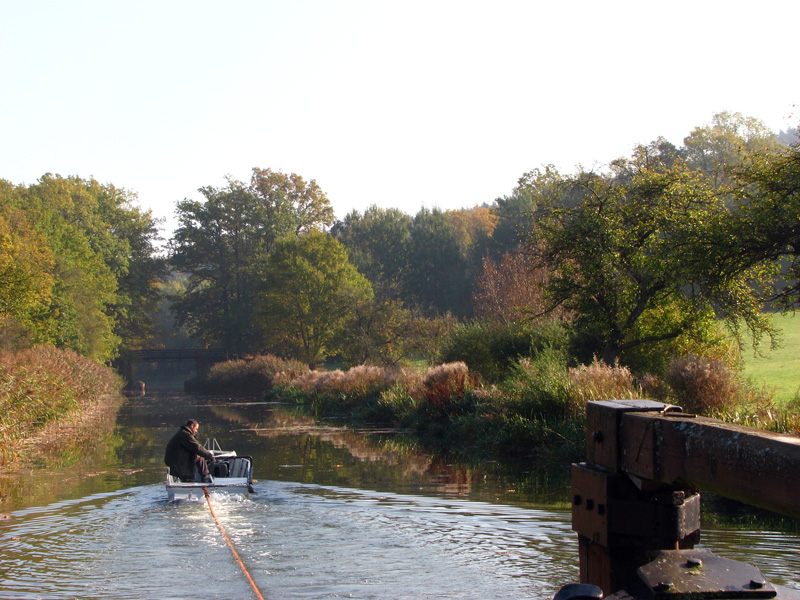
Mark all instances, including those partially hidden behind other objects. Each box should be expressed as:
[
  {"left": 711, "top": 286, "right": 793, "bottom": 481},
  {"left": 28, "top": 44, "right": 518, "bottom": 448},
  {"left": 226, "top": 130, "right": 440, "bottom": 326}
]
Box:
[{"left": 165, "top": 449, "right": 254, "bottom": 501}]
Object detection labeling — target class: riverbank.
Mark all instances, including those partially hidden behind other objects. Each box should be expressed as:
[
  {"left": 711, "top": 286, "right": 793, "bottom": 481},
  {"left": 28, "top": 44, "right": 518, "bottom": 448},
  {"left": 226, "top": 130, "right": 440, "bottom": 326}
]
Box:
[{"left": 0, "top": 345, "right": 125, "bottom": 470}]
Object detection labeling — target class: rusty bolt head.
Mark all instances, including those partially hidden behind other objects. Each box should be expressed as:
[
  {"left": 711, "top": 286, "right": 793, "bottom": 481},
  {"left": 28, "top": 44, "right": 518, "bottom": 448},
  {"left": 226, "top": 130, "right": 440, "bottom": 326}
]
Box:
[
  {"left": 654, "top": 582, "right": 673, "bottom": 592},
  {"left": 686, "top": 558, "right": 703, "bottom": 568}
]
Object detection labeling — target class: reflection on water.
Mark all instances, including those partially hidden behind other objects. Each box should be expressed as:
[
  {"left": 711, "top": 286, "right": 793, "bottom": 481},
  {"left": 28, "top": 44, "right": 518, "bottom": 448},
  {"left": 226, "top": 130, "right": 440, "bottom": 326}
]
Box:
[{"left": 0, "top": 387, "right": 798, "bottom": 598}]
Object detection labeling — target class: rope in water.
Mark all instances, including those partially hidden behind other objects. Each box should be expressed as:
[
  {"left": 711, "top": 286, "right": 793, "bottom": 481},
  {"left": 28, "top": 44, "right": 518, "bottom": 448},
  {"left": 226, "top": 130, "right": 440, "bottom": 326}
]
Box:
[{"left": 203, "top": 487, "right": 266, "bottom": 600}]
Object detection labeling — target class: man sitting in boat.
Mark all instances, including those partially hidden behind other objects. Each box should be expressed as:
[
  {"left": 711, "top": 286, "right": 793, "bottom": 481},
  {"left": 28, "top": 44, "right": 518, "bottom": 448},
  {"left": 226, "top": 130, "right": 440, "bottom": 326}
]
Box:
[{"left": 164, "top": 419, "right": 216, "bottom": 483}]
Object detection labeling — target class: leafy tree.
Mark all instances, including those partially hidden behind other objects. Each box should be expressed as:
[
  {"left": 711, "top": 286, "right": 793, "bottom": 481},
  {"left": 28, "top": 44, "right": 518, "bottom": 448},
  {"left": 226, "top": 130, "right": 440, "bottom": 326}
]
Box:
[
  {"left": 4, "top": 176, "right": 120, "bottom": 360},
  {"left": 683, "top": 111, "right": 781, "bottom": 192},
  {"left": 331, "top": 205, "right": 412, "bottom": 296},
  {"left": 490, "top": 166, "right": 562, "bottom": 256},
  {"left": 727, "top": 136, "right": 800, "bottom": 308},
  {"left": 171, "top": 180, "right": 270, "bottom": 353},
  {"left": 258, "top": 231, "right": 373, "bottom": 367},
  {"left": 0, "top": 175, "right": 164, "bottom": 359},
  {"left": 250, "top": 167, "right": 335, "bottom": 235},
  {"left": 92, "top": 182, "right": 166, "bottom": 348},
  {"left": 403, "top": 207, "right": 470, "bottom": 316},
  {"left": 529, "top": 153, "right": 771, "bottom": 368},
  {"left": 170, "top": 169, "right": 335, "bottom": 354},
  {"left": 337, "top": 296, "right": 418, "bottom": 367},
  {"left": 472, "top": 250, "right": 563, "bottom": 325},
  {"left": 445, "top": 205, "right": 496, "bottom": 262},
  {"left": 0, "top": 205, "right": 55, "bottom": 350}
]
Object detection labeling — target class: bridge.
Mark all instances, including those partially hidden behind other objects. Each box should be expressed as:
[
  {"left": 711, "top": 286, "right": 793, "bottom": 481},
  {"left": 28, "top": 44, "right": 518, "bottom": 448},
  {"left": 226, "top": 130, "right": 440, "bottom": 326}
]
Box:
[{"left": 117, "top": 348, "right": 229, "bottom": 384}]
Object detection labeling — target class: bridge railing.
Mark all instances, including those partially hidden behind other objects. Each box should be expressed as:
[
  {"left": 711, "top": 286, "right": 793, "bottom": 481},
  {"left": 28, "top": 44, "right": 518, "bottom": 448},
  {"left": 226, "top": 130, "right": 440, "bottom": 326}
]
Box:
[{"left": 125, "top": 348, "right": 228, "bottom": 361}]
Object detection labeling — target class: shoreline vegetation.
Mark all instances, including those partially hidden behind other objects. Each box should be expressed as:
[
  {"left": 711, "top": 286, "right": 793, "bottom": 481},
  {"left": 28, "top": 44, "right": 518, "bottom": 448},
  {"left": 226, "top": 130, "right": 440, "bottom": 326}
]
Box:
[
  {"left": 194, "top": 350, "right": 800, "bottom": 468},
  {"left": 0, "top": 345, "right": 124, "bottom": 470}
]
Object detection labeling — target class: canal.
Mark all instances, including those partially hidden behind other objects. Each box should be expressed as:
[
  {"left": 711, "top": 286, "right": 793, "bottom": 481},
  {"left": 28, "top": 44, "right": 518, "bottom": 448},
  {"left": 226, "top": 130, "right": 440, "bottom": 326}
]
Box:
[{"left": 1, "top": 387, "right": 798, "bottom": 599}]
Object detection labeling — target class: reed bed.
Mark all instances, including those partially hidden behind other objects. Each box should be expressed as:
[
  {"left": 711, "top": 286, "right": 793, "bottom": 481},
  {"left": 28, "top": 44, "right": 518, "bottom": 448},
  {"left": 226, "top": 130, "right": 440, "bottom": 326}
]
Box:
[{"left": 0, "top": 345, "right": 122, "bottom": 466}]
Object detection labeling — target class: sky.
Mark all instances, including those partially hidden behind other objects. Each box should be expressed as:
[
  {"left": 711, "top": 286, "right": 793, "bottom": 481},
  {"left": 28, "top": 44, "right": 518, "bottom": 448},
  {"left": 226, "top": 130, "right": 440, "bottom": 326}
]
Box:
[{"left": 1, "top": 1, "right": 798, "bottom": 238}]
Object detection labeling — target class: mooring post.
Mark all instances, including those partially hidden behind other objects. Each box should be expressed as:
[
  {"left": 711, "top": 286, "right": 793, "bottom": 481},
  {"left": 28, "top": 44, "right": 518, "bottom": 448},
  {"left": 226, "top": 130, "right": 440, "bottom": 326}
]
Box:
[
  {"left": 567, "top": 398, "right": 800, "bottom": 600},
  {"left": 572, "top": 400, "right": 701, "bottom": 595}
]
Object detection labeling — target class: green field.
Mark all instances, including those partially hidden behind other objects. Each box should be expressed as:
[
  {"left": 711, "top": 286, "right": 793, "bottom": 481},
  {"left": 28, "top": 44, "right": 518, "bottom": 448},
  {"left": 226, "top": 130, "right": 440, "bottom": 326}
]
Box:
[{"left": 741, "top": 311, "right": 800, "bottom": 404}]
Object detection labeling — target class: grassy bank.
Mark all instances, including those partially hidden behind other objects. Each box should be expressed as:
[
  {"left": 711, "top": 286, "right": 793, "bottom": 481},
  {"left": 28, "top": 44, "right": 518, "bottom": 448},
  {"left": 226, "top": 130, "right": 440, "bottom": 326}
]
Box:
[
  {"left": 0, "top": 345, "right": 124, "bottom": 468},
  {"left": 742, "top": 311, "right": 800, "bottom": 404}
]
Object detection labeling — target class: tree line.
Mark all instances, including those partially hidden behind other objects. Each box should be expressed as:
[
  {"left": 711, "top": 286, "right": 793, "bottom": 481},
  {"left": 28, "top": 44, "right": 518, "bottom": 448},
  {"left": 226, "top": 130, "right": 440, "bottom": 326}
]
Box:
[{"left": 1, "top": 112, "right": 799, "bottom": 376}]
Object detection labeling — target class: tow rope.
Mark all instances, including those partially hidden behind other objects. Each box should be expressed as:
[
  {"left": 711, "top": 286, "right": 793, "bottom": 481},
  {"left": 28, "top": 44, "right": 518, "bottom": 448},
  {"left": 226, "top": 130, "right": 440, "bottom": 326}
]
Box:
[{"left": 204, "top": 487, "right": 266, "bottom": 600}]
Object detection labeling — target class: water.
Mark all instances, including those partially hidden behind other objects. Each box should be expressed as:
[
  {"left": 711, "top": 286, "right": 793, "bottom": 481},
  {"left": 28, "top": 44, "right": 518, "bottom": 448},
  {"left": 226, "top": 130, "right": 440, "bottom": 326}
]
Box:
[{"left": 0, "top": 388, "right": 798, "bottom": 598}]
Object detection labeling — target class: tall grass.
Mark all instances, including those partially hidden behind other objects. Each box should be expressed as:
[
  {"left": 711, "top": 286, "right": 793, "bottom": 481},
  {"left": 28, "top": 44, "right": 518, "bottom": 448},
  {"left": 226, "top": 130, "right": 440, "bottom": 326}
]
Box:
[
  {"left": 0, "top": 345, "right": 123, "bottom": 466},
  {"left": 267, "top": 355, "right": 646, "bottom": 463},
  {"left": 198, "top": 354, "right": 309, "bottom": 394}
]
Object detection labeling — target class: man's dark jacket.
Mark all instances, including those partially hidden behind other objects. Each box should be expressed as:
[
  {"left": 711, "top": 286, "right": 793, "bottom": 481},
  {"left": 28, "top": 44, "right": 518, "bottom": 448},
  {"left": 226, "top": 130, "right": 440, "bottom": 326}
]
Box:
[{"left": 164, "top": 424, "right": 214, "bottom": 480}]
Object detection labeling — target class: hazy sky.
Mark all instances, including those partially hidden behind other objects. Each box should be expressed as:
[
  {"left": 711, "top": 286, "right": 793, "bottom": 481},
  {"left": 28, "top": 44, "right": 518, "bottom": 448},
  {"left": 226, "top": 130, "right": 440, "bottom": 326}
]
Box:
[{"left": 1, "top": 1, "right": 797, "bottom": 236}]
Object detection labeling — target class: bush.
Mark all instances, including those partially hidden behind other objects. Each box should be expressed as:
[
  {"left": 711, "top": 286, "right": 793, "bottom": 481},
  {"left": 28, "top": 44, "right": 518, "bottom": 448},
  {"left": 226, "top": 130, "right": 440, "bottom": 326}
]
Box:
[
  {"left": 664, "top": 353, "right": 742, "bottom": 415},
  {"left": 201, "top": 354, "right": 308, "bottom": 394},
  {"left": 437, "top": 319, "right": 570, "bottom": 383},
  {"left": 569, "top": 358, "right": 641, "bottom": 403},
  {"left": 501, "top": 350, "right": 578, "bottom": 422}
]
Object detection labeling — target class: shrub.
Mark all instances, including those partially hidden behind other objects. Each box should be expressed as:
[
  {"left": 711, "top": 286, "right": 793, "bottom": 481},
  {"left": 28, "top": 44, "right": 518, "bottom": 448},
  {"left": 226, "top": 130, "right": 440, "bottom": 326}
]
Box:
[
  {"left": 664, "top": 353, "right": 741, "bottom": 415},
  {"left": 501, "top": 350, "right": 578, "bottom": 422},
  {"left": 437, "top": 319, "right": 570, "bottom": 383},
  {"left": 421, "top": 362, "right": 471, "bottom": 407},
  {"left": 569, "top": 358, "right": 641, "bottom": 403},
  {"left": 202, "top": 354, "right": 308, "bottom": 394},
  {"left": 285, "top": 365, "right": 423, "bottom": 419}
]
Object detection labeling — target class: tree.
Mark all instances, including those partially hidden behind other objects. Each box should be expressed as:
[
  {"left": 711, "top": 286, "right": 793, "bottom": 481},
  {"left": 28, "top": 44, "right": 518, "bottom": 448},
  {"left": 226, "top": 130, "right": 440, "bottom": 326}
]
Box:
[
  {"left": 250, "top": 167, "right": 335, "bottom": 235},
  {"left": 490, "top": 166, "right": 562, "bottom": 256},
  {"left": 170, "top": 180, "right": 271, "bottom": 353},
  {"left": 170, "top": 169, "right": 335, "bottom": 354},
  {"left": 331, "top": 205, "right": 412, "bottom": 297},
  {"left": 529, "top": 153, "right": 771, "bottom": 368},
  {"left": 258, "top": 231, "right": 373, "bottom": 367},
  {"left": 5, "top": 175, "right": 121, "bottom": 360},
  {"left": 683, "top": 111, "right": 781, "bottom": 192},
  {"left": 0, "top": 175, "right": 165, "bottom": 359},
  {"left": 472, "top": 250, "right": 561, "bottom": 325},
  {"left": 727, "top": 136, "right": 800, "bottom": 307},
  {"left": 403, "top": 207, "right": 470, "bottom": 316},
  {"left": 0, "top": 205, "right": 55, "bottom": 350}
]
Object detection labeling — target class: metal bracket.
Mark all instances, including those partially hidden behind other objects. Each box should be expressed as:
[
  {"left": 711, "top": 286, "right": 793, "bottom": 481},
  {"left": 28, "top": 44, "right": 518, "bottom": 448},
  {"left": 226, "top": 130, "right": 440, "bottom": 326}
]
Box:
[{"left": 637, "top": 549, "right": 776, "bottom": 599}]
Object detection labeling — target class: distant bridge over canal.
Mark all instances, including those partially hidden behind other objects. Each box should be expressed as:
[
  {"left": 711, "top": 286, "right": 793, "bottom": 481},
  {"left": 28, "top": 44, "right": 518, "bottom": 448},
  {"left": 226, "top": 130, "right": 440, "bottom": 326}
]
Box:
[{"left": 117, "top": 348, "right": 229, "bottom": 384}]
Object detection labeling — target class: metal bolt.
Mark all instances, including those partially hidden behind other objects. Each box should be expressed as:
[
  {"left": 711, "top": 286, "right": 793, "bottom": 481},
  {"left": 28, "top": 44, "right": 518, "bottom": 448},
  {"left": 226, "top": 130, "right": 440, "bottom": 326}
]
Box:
[
  {"left": 749, "top": 579, "right": 766, "bottom": 589},
  {"left": 573, "top": 494, "right": 582, "bottom": 505},
  {"left": 654, "top": 582, "right": 673, "bottom": 592},
  {"left": 686, "top": 558, "right": 703, "bottom": 568},
  {"left": 592, "top": 430, "right": 604, "bottom": 443},
  {"left": 585, "top": 499, "right": 595, "bottom": 510}
]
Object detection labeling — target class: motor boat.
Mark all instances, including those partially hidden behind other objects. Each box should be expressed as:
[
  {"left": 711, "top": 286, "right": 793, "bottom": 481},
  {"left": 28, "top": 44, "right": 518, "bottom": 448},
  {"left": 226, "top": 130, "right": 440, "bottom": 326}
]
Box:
[{"left": 165, "top": 438, "right": 255, "bottom": 501}]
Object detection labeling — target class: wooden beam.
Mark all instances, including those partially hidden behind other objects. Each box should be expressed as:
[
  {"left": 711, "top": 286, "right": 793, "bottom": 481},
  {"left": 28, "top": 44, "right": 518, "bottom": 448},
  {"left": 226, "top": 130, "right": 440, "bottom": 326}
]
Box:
[{"left": 618, "top": 412, "right": 800, "bottom": 519}]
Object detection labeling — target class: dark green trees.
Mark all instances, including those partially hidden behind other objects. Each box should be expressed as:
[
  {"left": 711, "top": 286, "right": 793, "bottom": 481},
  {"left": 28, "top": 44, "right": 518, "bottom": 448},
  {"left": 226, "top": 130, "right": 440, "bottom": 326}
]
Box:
[
  {"left": 169, "top": 169, "right": 336, "bottom": 355},
  {"left": 258, "top": 231, "right": 372, "bottom": 367}
]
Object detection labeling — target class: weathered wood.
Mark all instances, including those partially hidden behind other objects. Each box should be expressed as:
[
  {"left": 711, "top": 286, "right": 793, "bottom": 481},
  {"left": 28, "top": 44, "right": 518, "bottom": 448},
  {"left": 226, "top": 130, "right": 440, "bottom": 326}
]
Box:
[
  {"left": 586, "top": 400, "right": 678, "bottom": 471},
  {"left": 576, "top": 400, "right": 800, "bottom": 595},
  {"left": 618, "top": 411, "right": 800, "bottom": 519}
]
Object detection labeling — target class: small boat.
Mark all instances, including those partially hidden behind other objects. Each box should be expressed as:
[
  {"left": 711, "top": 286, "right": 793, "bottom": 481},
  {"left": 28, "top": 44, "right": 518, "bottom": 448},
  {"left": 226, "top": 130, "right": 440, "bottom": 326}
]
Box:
[{"left": 165, "top": 438, "right": 255, "bottom": 501}]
